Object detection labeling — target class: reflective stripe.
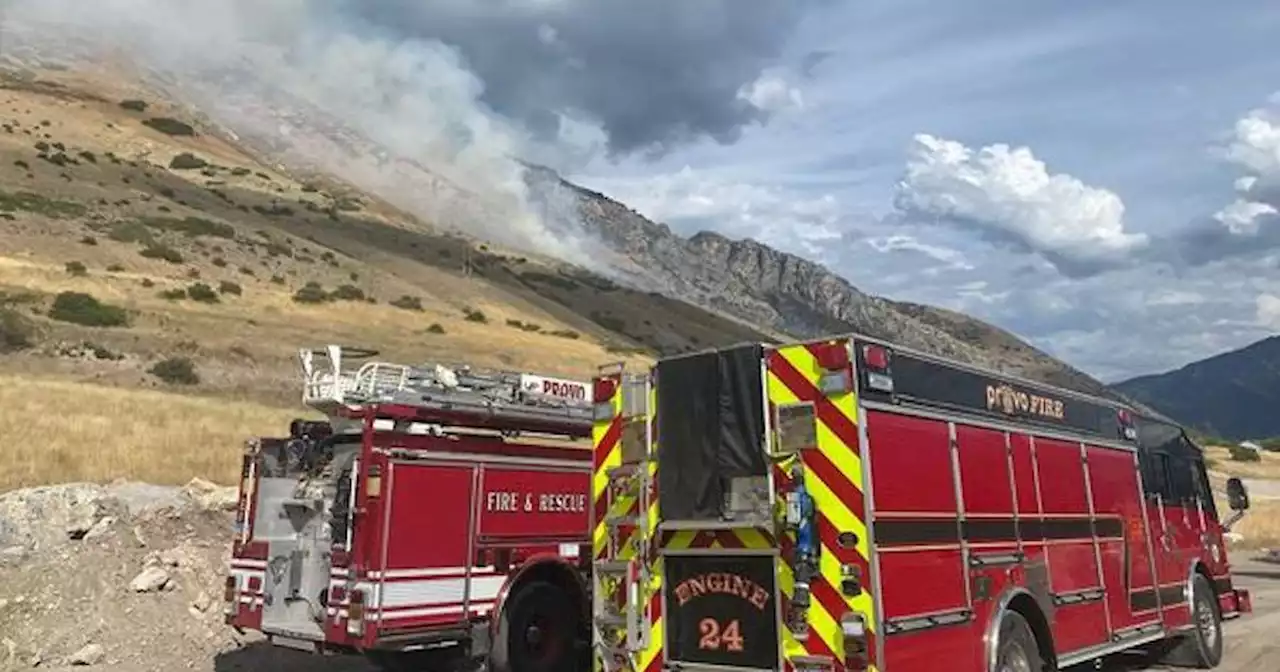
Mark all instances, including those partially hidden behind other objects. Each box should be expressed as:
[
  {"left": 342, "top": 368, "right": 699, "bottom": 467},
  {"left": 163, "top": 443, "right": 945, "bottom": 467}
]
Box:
[{"left": 768, "top": 340, "right": 878, "bottom": 671}]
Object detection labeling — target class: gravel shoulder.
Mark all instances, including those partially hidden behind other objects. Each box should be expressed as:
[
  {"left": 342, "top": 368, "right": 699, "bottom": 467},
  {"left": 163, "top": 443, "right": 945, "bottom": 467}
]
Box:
[{"left": 3, "top": 482, "right": 1279, "bottom": 672}]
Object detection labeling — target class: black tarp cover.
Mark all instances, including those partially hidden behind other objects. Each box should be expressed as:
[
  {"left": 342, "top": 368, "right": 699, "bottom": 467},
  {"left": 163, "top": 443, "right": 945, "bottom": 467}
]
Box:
[{"left": 656, "top": 344, "right": 767, "bottom": 521}]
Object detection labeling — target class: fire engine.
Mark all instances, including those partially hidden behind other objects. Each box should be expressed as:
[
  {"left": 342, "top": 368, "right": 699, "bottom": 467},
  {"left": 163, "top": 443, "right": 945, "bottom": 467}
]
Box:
[
  {"left": 590, "top": 334, "right": 1254, "bottom": 672},
  {"left": 224, "top": 345, "right": 598, "bottom": 671}
]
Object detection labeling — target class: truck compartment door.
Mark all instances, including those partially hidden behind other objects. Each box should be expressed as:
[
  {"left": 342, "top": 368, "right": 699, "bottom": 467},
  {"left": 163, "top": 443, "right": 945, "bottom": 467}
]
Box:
[{"left": 379, "top": 463, "right": 476, "bottom": 628}]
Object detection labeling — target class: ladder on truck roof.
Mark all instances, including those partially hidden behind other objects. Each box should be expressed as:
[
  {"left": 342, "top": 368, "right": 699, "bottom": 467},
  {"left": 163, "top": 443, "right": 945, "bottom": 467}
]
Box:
[{"left": 298, "top": 344, "right": 594, "bottom": 436}]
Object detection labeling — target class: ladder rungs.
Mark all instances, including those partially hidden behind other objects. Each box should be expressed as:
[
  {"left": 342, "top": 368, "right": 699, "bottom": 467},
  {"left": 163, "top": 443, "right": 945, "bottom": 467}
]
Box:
[{"left": 605, "top": 516, "right": 644, "bottom": 527}]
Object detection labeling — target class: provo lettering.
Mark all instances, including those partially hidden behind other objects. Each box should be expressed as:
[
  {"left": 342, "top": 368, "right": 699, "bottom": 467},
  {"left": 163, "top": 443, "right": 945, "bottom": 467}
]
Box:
[
  {"left": 673, "top": 572, "right": 770, "bottom": 611},
  {"left": 985, "top": 383, "right": 1065, "bottom": 421},
  {"left": 542, "top": 379, "right": 586, "bottom": 400}
]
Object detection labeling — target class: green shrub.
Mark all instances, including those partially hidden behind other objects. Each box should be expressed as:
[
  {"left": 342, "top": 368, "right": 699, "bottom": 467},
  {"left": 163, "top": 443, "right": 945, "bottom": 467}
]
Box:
[
  {"left": 292, "top": 282, "right": 330, "bottom": 304},
  {"left": 463, "top": 307, "right": 488, "bottom": 323},
  {"left": 505, "top": 318, "right": 541, "bottom": 332},
  {"left": 269, "top": 275, "right": 286, "bottom": 285},
  {"left": 106, "top": 264, "right": 125, "bottom": 272},
  {"left": 108, "top": 221, "right": 155, "bottom": 244},
  {"left": 119, "top": 99, "right": 148, "bottom": 112},
  {"left": 65, "top": 261, "right": 88, "bottom": 276},
  {"left": 49, "top": 292, "right": 129, "bottom": 327},
  {"left": 143, "top": 118, "right": 195, "bottom": 137},
  {"left": 0, "top": 308, "right": 36, "bottom": 352},
  {"left": 148, "top": 357, "right": 200, "bottom": 385},
  {"left": 139, "top": 244, "right": 184, "bottom": 264},
  {"left": 0, "top": 190, "right": 86, "bottom": 218},
  {"left": 390, "top": 295, "right": 423, "bottom": 311},
  {"left": 1229, "top": 445, "right": 1262, "bottom": 462},
  {"left": 158, "top": 288, "right": 186, "bottom": 301},
  {"left": 168, "top": 152, "right": 207, "bottom": 170},
  {"left": 186, "top": 283, "right": 219, "bottom": 303},
  {"left": 218, "top": 281, "right": 242, "bottom": 296},
  {"left": 549, "top": 329, "right": 581, "bottom": 340},
  {"left": 330, "top": 284, "right": 366, "bottom": 301},
  {"left": 79, "top": 236, "right": 97, "bottom": 246},
  {"left": 426, "top": 323, "right": 446, "bottom": 334}
]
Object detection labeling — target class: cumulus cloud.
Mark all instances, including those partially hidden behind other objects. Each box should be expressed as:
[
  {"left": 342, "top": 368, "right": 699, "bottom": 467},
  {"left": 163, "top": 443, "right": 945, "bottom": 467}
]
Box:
[
  {"left": 864, "top": 234, "right": 972, "bottom": 271},
  {"left": 1166, "top": 95, "right": 1280, "bottom": 265},
  {"left": 893, "top": 134, "right": 1149, "bottom": 277},
  {"left": 1258, "top": 294, "right": 1280, "bottom": 330},
  {"left": 737, "top": 69, "right": 805, "bottom": 114}
]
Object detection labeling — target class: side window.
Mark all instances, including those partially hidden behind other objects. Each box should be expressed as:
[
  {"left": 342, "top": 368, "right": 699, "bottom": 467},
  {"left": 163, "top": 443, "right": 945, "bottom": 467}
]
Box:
[
  {"left": 1191, "top": 459, "right": 1218, "bottom": 517},
  {"left": 1139, "top": 449, "right": 1168, "bottom": 499},
  {"left": 1164, "top": 454, "right": 1195, "bottom": 504}
]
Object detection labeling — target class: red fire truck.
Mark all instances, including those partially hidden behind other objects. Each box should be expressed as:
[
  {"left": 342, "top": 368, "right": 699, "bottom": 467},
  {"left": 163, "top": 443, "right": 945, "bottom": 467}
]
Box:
[
  {"left": 224, "top": 345, "right": 597, "bottom": 671},
  {"left": 590, "top": 334, "right": 1254, "bottom": 672}
]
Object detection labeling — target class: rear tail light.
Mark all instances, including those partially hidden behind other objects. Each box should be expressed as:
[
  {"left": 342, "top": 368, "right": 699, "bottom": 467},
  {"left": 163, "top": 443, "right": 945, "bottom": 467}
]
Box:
[
  {"left": 1117, "top": 409, "right": 1137, "bottom": 440},
  {"left": 223, "top": 576, "right": 238, "bottom": 620},
  {"left": 814, "top": 341, "right": 852, "bottom": 371},
  {"left": 861, "top": 344, "right": 894, "bottom": 393},
  {"left": 593, "top": 377, "right": 619, "bottom": 421},
  {"left": 347, "top": 589, "right": 366, "bottom": 636},
  {"left": 862, "top": 345, "right": 888, "bottom": 371}
]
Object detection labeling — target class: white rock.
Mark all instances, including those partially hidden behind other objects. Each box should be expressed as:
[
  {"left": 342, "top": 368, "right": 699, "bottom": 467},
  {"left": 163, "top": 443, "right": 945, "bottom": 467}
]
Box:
[
  {"left": 83, "top": 517, "right": 116, "bottom": 540},
  {"left": 66, "top": 643, "right": 104, "bottom": 666},
  {"left": 180, "top": 478, "right": 238, "bottom": 512},
  {"left": 129, "top": 566, "right": 171, "bottom": 593}
]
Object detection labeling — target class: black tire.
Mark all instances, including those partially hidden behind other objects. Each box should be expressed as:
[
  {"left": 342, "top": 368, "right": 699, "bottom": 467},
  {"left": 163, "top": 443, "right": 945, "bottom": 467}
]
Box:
[
  {"left": 1161, "top": 574, "right": 1223, "bottom": 668},
  {"left": 995, "top": 611, "right": 1044, "bottom": 672},
  {"left": 489, "top": 580, "right": 585, "bottom": 672}
]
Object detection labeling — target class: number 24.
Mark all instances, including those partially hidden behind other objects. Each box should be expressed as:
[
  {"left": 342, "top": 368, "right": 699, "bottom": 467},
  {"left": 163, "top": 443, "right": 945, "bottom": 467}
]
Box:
[{"left": 698, "top": 618, "right": 745, "bottom": 651}]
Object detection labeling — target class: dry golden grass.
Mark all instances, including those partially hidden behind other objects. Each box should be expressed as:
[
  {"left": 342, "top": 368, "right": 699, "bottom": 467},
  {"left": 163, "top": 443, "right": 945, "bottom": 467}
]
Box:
[
  {"left": 1219, "top": 497, "right": 1280, "bottom": 551},
  {"left": 1204, "top": 445, "right": 1280, "bottom": 480},
  {"left": 0, "top": 374, "right": 303, "bottom": 492}
]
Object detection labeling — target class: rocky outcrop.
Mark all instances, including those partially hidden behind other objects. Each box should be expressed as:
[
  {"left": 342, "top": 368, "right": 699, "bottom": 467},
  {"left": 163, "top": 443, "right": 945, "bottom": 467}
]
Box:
[{"left": 544, "top": 172, "right": 1117, "bottom": 399}]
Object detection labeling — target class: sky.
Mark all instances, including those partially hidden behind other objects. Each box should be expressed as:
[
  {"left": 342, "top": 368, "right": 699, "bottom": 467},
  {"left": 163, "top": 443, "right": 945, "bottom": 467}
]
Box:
[
  {"left": 562, "top": 0, "right": 1280, "bottom": 382},
  {"left": 7, "top": 0, "right": 1280, "bottom": 383}
]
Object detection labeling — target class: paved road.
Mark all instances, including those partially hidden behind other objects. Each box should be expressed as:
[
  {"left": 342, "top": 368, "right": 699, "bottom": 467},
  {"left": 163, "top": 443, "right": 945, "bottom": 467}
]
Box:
[
  {"left": 1073, "top": 555, "right": 1280, "bottom": 671},
  {"left": 121, "top": 556, "right": 1280, "bottom": 672}
]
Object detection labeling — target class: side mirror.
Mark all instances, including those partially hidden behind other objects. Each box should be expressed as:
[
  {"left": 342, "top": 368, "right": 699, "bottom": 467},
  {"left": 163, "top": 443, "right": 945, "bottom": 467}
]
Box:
[{"left": 1227, "top": 477, "right": 1251, "bottom": 512}]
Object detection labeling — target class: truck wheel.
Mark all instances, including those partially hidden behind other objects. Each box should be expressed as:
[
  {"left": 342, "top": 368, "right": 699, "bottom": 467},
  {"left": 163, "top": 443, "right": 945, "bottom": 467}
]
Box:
[
  {"left": 491, "top": 580, "right": 584, "bottom": 672},
  {"left": 994, "top": 611, "right": 1043, "bottom": 672},
  {"left": 1161, "top": 574, "right": 1223, "bottom": 668}
]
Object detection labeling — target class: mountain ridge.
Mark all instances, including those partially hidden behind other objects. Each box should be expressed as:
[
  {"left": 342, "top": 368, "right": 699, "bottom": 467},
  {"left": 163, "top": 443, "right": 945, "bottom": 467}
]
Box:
[
  {"left": 1115, "top": 335, "right": 1280, "bottom": 439},
  {"left": 534, "top": 167, "right": 1123, "bottom": 401}
]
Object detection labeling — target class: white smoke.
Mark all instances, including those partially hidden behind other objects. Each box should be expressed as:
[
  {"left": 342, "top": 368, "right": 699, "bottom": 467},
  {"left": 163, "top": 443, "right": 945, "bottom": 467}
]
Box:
[{"left": 1, "top": 0, "right": 618, "bottom": 270}]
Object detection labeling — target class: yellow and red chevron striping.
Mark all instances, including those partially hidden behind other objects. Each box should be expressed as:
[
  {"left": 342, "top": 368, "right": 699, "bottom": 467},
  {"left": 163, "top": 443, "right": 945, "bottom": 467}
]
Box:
[{"left": 767, "top": 340, "right": 878, "bottom": 672}]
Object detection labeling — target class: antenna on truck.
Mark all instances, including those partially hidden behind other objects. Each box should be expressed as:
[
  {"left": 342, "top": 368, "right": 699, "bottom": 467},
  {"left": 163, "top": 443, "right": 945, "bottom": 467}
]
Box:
[{"left": 297, "top": 344, "right": 595, "bottom": 436}]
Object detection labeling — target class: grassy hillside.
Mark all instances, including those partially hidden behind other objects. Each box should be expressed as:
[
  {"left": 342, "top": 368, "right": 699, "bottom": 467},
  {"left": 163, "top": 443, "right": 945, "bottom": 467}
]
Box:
[{"left": 0, "top": 66, "right": 776, "bottom": 490}]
